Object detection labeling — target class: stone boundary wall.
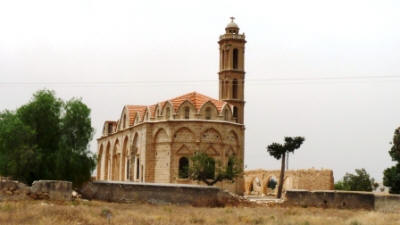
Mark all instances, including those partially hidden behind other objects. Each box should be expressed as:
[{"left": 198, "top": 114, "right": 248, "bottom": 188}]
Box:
[
  {"left": 80, "top": 181, "right": 243, "bottom": 207},
  {"left": 0, "top": 180, "right": 72, "bottom": 201},
  {"left": 244, "top": 169, "right": 334, "bottom": 195},
  {"left": 285, "top": 189, "right": 400, "bottom": 211}
]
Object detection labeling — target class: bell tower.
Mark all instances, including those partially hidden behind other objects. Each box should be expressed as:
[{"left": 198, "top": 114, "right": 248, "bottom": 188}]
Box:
[{"left": 218, "top": 17, "right": 246, "bottom": 124}]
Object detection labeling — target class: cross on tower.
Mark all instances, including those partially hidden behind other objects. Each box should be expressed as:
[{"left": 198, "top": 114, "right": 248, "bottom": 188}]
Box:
[{"left": 230, "top": 17, "right": 235, "bottom": 23}]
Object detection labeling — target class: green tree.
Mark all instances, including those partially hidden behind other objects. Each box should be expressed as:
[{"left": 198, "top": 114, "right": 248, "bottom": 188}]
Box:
[
  {"left": 188, "top": 152, "right": 242, "bottom": 186},
  {"left": 383, "top": 164, "right": 400, "bottom": 194},
  {"left": 383, "top": 127, "right": 400, "bottom": 194},
  {"left": 0, "top": 90, "right": 95, "bottom": 186},
  {"left": 335, "top": 168, "right": 378, "bottom": 192},
  {"left": 266, "top": 136, "right": 305, "bottom": 199}
]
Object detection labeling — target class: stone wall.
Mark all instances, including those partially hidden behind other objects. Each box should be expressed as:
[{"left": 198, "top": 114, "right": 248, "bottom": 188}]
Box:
[
  {"left": 285, "top": 190, "right": 400, "bottom": 211},
  {"left": 0, "top": 180, "right": 72, "bottom": 201},
  {"left": 80, "top": 181, "right": 243, "bottom": 207},
  {"left": 374, "top": 194, "right": 400, "bottom": 212},
  {"left": 31, "top": 180, "right": 72, "bottom": 201},
  {"left": 244, "top": 169, "right": 334, "bottom": 195},
  {"left": 285, "top": 190, "right": 375, "bottom": 209}
]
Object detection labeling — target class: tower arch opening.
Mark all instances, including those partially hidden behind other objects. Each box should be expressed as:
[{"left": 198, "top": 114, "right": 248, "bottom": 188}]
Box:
[
  {"left": 232, "top": 79, "right": 238, "bottom": 99},
  {"left": 233, "top": 48, "right": 238, "bottom": 69}
]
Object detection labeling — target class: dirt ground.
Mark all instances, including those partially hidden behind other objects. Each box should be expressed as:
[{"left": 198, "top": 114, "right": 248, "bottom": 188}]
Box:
[{"left": 0, "top": 200, "right": 399, "bottom": 225}]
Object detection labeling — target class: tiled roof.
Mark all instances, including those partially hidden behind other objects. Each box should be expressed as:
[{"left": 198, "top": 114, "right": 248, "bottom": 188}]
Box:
[
  {"left": 165, "top": 92, "right": 226, "bottom": 112},
  {"left": 125, "top": 105, "right": 147, "bottom": 125},
  {"left": 123, "top": 92, "right": 229, "bottom": 126}
]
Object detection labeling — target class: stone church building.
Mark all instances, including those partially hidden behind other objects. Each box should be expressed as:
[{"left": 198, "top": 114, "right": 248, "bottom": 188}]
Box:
[{"left": 96, "top": 18, "right": 246, "bottom": 194}]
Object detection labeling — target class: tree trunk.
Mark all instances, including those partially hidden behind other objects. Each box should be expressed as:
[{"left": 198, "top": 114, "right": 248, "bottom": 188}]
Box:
[{"left": 277, "top": 152, "right": 286, "bottom": 199}]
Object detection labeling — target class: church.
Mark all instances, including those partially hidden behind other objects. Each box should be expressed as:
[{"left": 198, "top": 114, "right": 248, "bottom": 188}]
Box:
[{"left": 96, "top": 18, "right": 246, "bottom": 194}]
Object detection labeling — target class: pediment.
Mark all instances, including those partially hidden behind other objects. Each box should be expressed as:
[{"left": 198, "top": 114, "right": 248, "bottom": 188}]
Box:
[{"left": 176, "top": 145, "right": 191, "bottom": 155}]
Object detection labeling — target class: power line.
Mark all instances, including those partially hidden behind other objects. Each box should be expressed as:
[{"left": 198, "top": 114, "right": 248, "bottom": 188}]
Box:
[{"left": 1, "top": 75, "right": 400, "bottom": 87}]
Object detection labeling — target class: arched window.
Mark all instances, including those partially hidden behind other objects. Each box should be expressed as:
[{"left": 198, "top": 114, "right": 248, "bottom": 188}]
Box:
[
  {"left": 224, "top": 109, "right": 229, "bottom": 120},
  {"left": 232, "top": 79, "right": 238, "bottom": 99},
  {"left": 267, "top": 176, "right": 278, "bottom": 190},
  {"left": 233, "top": 106, "right": 238, "bottom": 122},
  {"left": 184, "top": 107, "right": 190, "bottom": 119},
  {"left": 178, "top": 157, "right": 189, "bottom": 178},
  {"left": 126, "top": 158, "right": 130, "bottom": 180},
  {"left": 108, "top": 123, "right": 113, "bottom": 134},
  {"left": 136, "top": 157, "right": 140, "bottom": 180},
  {"left": 221, "top": 50, "right": 225, "bottom": 70},
  {"left": 123, "top": 114, "right": 126, "bottom": 129},
  {"left": 166, "top": 107, "right": 170, "bottom": 119},
  {"left": 225, "top": 81, "right": 229, "bottom": 98},
  {"left": 205, "top": 157, "right": 215, "bottom": 179},
  {"left": 226, "top": 157, "right": 234, "bottom": 175},
  {"left": 205, "top": 107, "right": 211, "bottom": 120},
  {"left": 233, "top": 48, "right": 238, "bottom": 69}
]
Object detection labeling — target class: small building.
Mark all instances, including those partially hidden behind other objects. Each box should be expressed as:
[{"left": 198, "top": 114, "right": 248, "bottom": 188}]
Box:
[{"left": 96, "top": 18, "right": 247, "bottom": 194}]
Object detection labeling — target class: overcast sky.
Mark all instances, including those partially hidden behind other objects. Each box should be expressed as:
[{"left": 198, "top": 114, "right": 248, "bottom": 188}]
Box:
[{"left": 1, "top": 0, "right": 399, "bottom": 182}]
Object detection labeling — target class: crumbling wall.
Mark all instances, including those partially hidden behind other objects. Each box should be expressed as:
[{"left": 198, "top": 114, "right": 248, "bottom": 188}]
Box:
[
  {"left": 244, "top": 169, "right": 334, "bottom": 195},
  {"left": 31, "top": 180, "right": 72, "bottom": 201},
  {"left": 374, "top": 194, "right": 400, "bottom": 212},
  {"left": 0, "top": 180, "right": 72, "bottom": 201}
]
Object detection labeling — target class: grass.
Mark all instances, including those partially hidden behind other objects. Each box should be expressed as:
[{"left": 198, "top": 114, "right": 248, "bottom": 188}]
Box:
[{"left": 0, "top": 200, "right": 399, "bottom": 225}]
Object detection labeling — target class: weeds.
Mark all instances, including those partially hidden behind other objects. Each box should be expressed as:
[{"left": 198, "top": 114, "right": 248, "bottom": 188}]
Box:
[{"left": 0, "top": 201, "right": 398, "bottom": 225}]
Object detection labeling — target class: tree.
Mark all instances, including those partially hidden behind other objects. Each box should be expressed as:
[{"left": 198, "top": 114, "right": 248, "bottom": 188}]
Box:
[
  {"left": 383, "top": 127, "right": 400, "bottom": 193},
  {"left": 383, "top": 164, "right": 400, "bottom": 194},
  {"left": 266, "top": 136, "right": 305, "bottom": 198},
  {"left": 335, "top": 168, "right": 378, "bottom": 192},
  {"left": 0, "top": 90, "right": 95, "bottom": 187},
  {"left": 188, "top": 152, "right": 242, "bottom": 186}
]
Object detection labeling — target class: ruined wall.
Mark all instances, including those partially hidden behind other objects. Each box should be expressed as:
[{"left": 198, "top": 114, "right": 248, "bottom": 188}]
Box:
[
  {"left": 0, "top": 180, "right": 72, "bottom": 201},
  {"left": 285, "top": 190, "right": 400, "bottom": 211},
  {"left": 244, "top": 169, "right": 334, "bottom": 195},
  {"left": 79, "top": 181, "right": 243, "bottom": 207},
  {"left": 285, "top": 190, "right": 375, "bottom": 210}
]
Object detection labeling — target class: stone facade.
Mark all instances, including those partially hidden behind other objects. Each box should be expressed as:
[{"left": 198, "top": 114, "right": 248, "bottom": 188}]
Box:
[
  {"left": 244, "top": 169, "right": 334, "bottom": 195},
  {"left": 96, "top": 19, "right": 247, "bottom": 194}
]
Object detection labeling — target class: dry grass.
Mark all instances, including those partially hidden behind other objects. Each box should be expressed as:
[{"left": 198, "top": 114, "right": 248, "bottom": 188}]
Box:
[{"left": 0, "top": 200, "right": 399, "bottom": 225}]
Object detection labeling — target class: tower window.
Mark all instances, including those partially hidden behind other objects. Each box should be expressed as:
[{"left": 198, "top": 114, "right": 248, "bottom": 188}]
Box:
[
  {"left": 224, "top": 81, "right": 229, "bottom": 98},
  {"left": 205, "top": 107, "right": 211, "bottom": 120},
  {"left": 184, "top": 107, "right": 190, "bottom": 119},
  {"left": 233, "top": 106, "right": 238, "bottom": 122},
  {"left": 232, "top": 79, "right": 238, "bottom": 99},
  {"left": 178, "top": 157, "right": 189, "bottom": 178},
  {"left": 233, "top": 48, "right": 238, "bottom": 69}
]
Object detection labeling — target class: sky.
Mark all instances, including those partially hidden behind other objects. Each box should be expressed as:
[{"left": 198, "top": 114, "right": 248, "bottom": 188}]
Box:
[{"left": 1, "top": 0, "right": 400, "bottom": 182}]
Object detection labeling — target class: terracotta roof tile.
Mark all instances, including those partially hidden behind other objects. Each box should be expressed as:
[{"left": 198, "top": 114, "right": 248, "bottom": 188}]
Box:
[
  {"left": 165, "top": 92, "right": 226, "bottom": 112},
  {"left": 125, "top": 105, "right": 147, "bottom": 125},
  {"left": 119, "top": 92, "right": 229, "bottom": 127}
]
